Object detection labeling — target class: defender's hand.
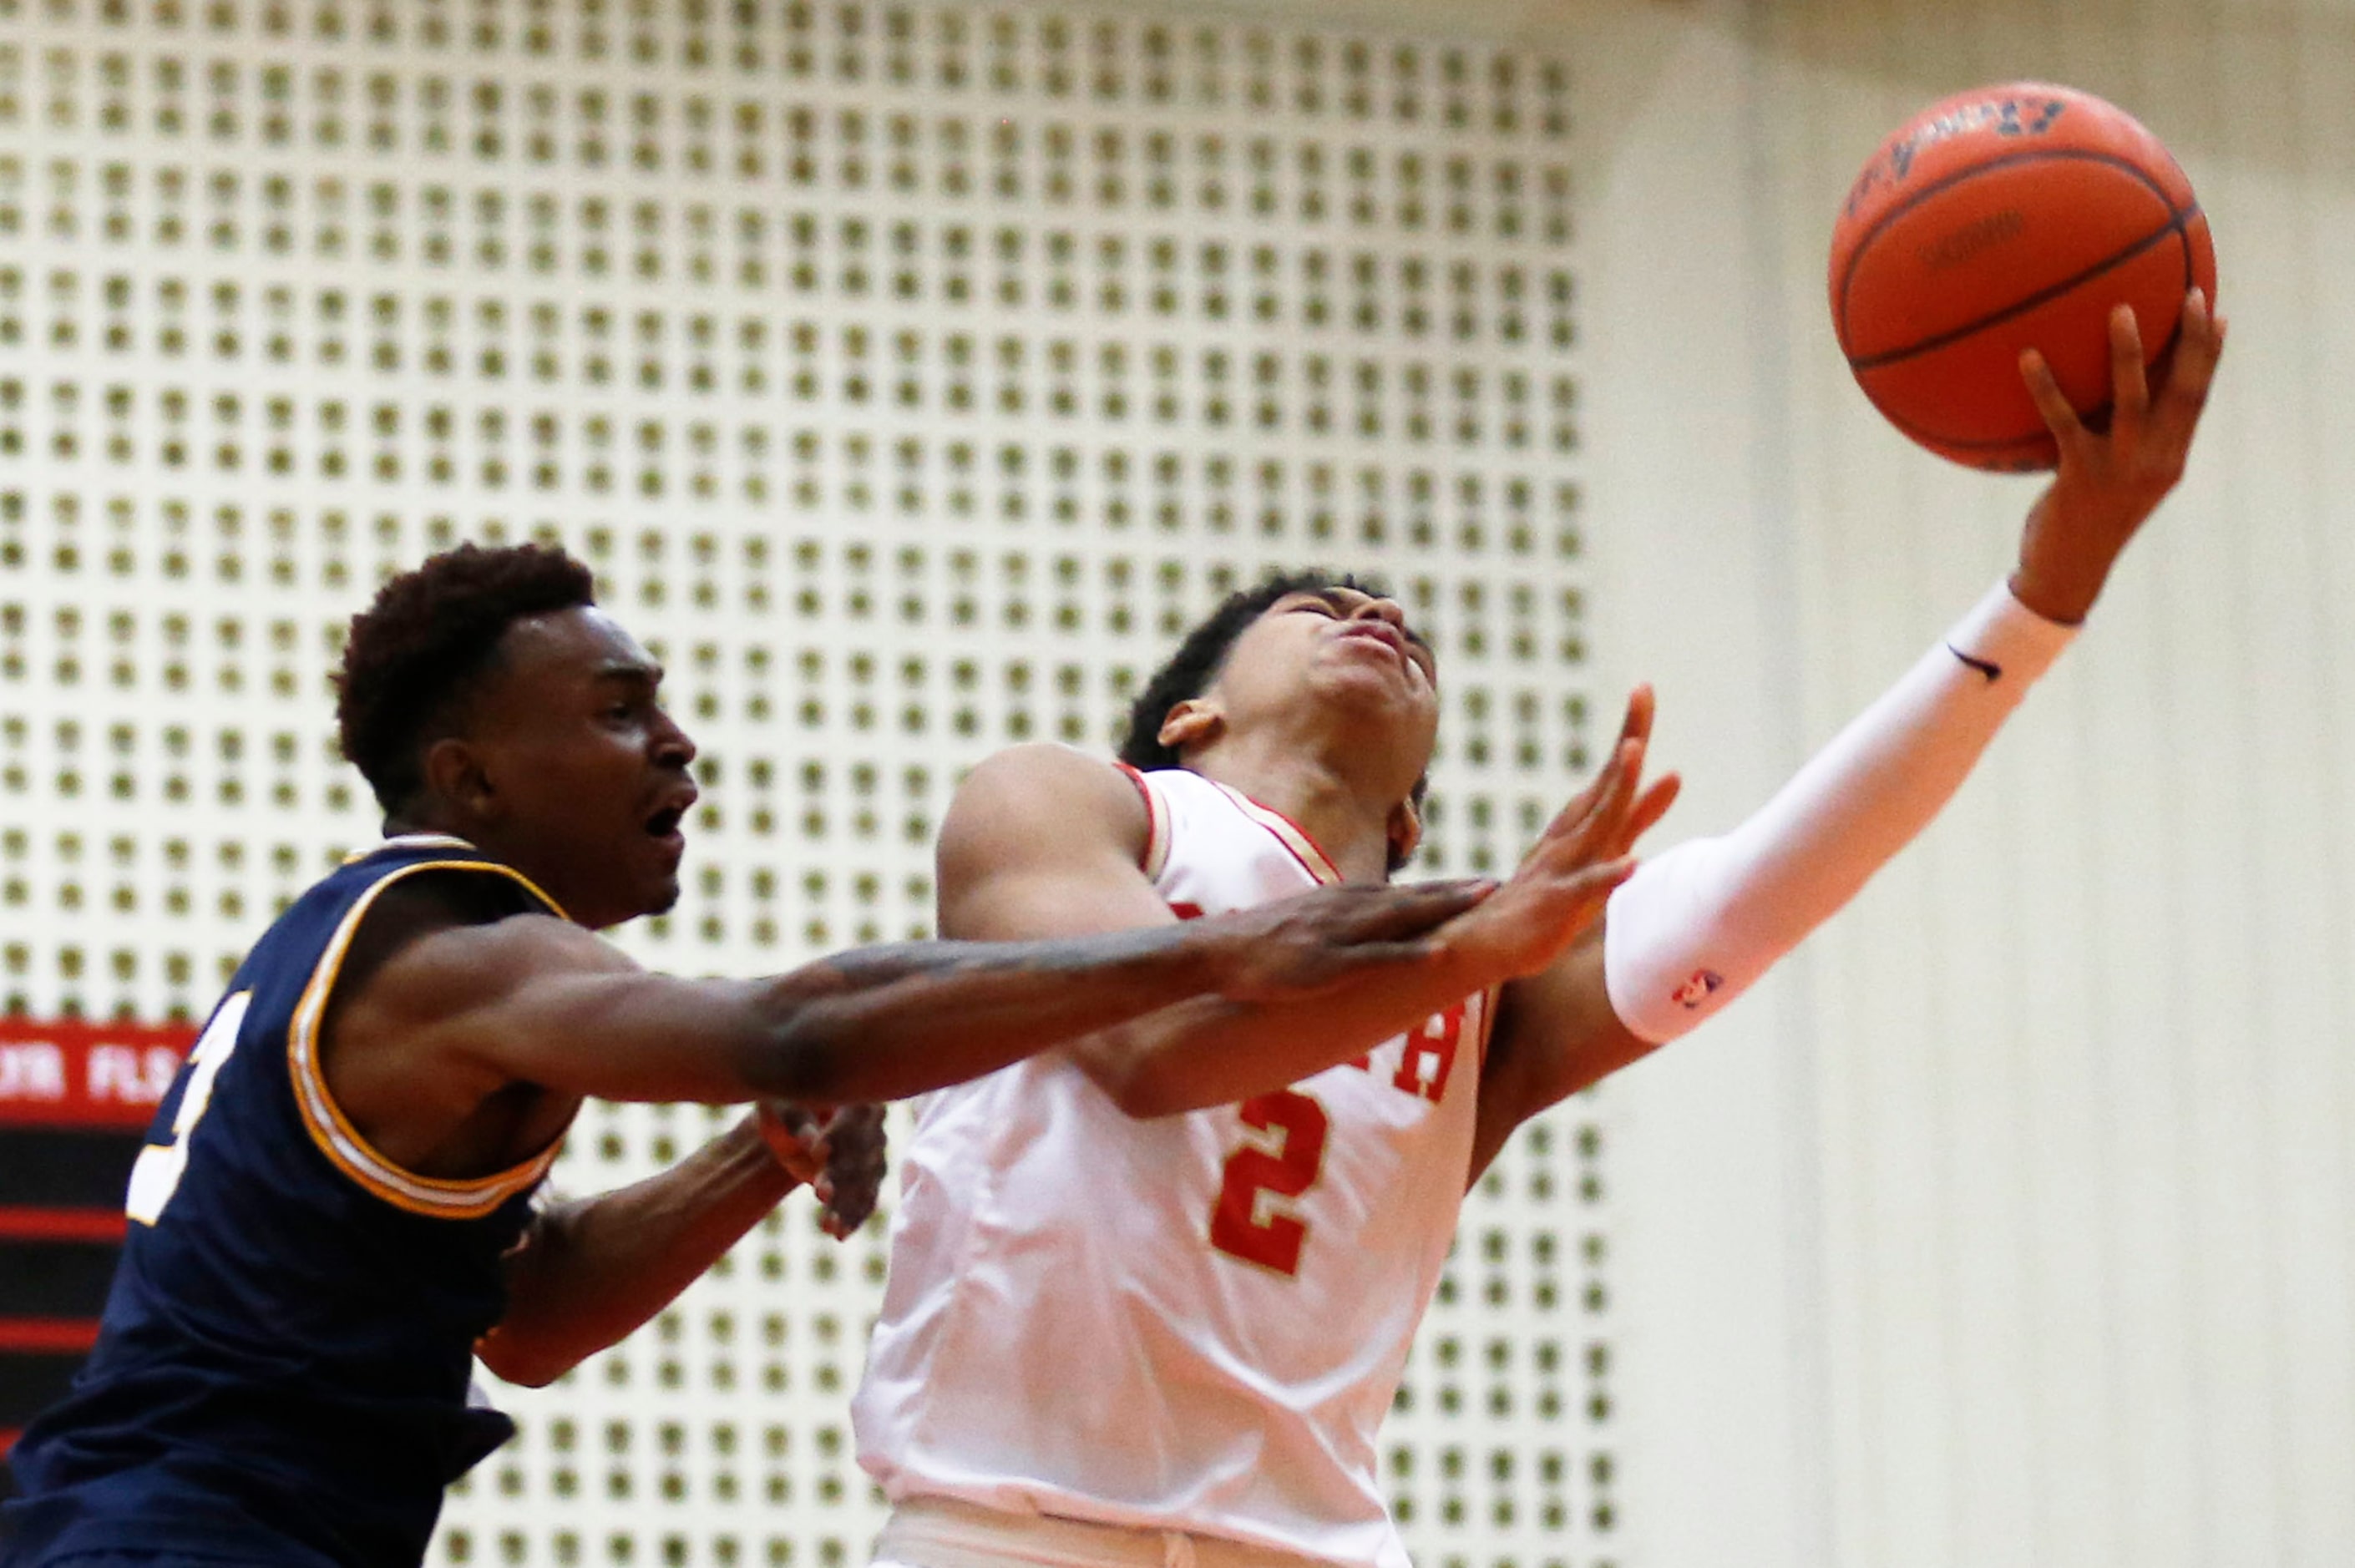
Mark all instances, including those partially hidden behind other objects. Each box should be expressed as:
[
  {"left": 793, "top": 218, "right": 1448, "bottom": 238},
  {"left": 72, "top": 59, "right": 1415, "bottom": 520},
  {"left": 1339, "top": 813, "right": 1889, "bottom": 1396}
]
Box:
[
  {"left": 755, "top": 1100, "right": 827, "bottom": 1184},
  {"left": 809, "top": 1103, "right": 887, "bottom": 1240},
  {"left": 757, "top": 1102, "right": 889, "bottom": 1238},
  {"left": 2012, "top": 288, "right": 2227, "bottom": 625},
  {"left": 1193, "top": 878, "right": 1497, "bottom": 1004},
  {"left": 1439, "top": 687, "right": 1679, "bottom": 981}
]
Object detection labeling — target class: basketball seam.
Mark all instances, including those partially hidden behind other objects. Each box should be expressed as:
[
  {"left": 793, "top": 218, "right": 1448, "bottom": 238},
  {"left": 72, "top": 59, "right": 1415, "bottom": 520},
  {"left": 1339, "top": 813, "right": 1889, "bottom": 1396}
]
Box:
[
  {"left": 1846, "top": 206, "right": 2198, "bottom": 372},
  {"left": 1871, "top": 396, "right": 2059, "bottom": 455},
  {"left": 1835, "top": 144, "right": 2186, "bottom": 354},
  {"left": 1863, "top": 222, "right": 2199, "bottom": 453}
]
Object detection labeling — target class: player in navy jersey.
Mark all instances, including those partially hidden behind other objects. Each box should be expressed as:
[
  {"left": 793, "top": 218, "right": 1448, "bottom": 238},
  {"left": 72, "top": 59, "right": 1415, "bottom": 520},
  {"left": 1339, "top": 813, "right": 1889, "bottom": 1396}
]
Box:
[{"left": 0, "top": 544, "right": 1557, "bottom": 1568}]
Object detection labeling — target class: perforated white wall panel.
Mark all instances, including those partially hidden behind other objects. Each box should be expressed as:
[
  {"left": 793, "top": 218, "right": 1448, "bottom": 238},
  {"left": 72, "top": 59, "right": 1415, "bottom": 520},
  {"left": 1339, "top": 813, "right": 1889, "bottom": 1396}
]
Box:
[{"left": 0, "top": 3, "right": 1608, "bottom": 1565}]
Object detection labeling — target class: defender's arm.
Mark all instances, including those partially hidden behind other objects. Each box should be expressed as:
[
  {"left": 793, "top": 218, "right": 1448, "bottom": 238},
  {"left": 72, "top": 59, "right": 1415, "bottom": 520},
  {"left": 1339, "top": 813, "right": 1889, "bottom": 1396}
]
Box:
[
  {"left": 474, "top": 1096, "right": 888, "bottom": 1389},
  {"left": 476, "top": 1110, "right": 800, "bottom": 1387},
  {"left": 474, "top": 1102, "right": 887, "bottom": 1388},
  {"left": 318, "top": 805, "right": 1487, "bottom": 1116},
  {"left": 942, "top": 738, "right": 1659, "bottom": 1118}
]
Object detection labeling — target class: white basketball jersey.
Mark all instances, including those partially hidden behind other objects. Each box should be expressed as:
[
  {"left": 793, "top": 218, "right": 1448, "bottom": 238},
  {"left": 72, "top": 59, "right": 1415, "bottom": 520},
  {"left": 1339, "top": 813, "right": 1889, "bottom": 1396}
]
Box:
[{"left": 854, "top": 765, "right": 1491, "bottom": 1568}]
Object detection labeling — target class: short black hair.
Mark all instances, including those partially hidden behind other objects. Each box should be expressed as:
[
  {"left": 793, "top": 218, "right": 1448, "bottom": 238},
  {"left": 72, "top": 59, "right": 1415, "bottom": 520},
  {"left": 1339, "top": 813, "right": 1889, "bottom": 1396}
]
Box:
[
  {"left": 1118, "top": 569, "right": 1365, "bottom": 772},
  {"left": 1119, "top": 569, "right": 1429, "bottom": 872},
  {"left": 336, "top": 543, "right": 597, "bottom": 812}
]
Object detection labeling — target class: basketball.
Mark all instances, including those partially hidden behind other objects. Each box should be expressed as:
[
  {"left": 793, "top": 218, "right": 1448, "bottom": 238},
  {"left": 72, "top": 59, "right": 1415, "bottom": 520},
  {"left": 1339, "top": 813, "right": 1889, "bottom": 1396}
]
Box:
[{"left": 1830, "top": 82, "right": 2217, "bottom": 470}]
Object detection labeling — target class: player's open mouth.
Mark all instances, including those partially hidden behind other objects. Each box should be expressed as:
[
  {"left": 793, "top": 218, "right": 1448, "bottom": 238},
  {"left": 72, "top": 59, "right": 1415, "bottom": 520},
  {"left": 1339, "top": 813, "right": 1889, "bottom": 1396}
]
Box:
[{"left": 644, "top": 802, "right": 690, "bottom": 845}]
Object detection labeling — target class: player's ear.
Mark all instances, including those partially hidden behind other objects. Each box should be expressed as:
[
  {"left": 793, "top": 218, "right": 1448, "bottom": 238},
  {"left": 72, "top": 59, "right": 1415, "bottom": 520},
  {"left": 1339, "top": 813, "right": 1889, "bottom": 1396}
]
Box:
[
  {"left": 1385, "top": 794, "right": 1423, "bottom": 867},
  {"left": 421, "top": 736, "right": 499, "bottom": 822},
  {"left": 1157, "top": 699, "right": 1223, "bottom": 756}
]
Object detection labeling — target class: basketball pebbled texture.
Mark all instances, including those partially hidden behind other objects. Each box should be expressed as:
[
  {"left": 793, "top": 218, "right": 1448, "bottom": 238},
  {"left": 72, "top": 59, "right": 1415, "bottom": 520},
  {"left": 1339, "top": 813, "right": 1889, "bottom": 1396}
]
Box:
[{"left": 1831, "top": 82, "right": 2218, "bottom": 471}]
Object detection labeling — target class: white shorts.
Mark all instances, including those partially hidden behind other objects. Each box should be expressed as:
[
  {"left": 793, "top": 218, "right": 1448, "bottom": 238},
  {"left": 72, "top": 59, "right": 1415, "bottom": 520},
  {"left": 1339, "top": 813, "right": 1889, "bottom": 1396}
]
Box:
[{"left": 873, "top": 1495, "right": 1348, "bottom": 1568}]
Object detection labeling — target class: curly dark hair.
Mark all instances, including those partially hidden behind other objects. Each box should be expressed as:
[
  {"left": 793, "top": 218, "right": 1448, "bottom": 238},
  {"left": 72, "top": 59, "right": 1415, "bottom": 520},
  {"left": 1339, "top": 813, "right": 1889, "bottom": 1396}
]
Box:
[
  {"left": 1120, "top": 569, "right": 1358, "bottom": 771},
  {"left": 1119, "top": 568, "right": 1429, "bottom": 871},
  {"left": 336, "top": 543, "right": 598, "bottom": 813}
]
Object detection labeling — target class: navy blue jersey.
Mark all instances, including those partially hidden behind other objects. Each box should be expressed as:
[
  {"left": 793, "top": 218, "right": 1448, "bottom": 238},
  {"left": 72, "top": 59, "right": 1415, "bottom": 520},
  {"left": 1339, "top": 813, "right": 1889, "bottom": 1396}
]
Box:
[{"left": 3, "top": 836, "right": 566, "bottom": 1568}]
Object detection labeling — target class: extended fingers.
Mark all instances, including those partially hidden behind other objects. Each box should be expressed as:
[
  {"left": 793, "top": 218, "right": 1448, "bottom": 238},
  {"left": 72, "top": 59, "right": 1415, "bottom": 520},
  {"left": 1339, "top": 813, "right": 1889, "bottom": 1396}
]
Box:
[
  {"left": 1536, "top": 743, "right": 1618, "bottom": 847},
  {"left": 2018, "top": 346, "right": 2086, "bottom": 448},
  {"left": 2152, "top": 287, "right": 2226, "bottom": 447},
  {"left": 1534, "top": 855, "right": 1638, "bottom": 934},
  {"left": 1535, "top": 688, "right": 1649, "bottom": 846},
  {"left": 1341, "top": 878, "right": 1495, "bottom": 941},
  {"left": 1615, "top": 685, "right": 1655, "bottom": 751},
  {"left": 1587, "top": 739, "right": 1645, "bottom": 841},
  {"left": 1570, "top": 856, "right": 1638, "bottom": 900},
  {"left": 821, "top": 1181, "right": 881, "bottom": 1239},
  {"left": 1528, "top": 737, "right": 1644, "bottom": 875},
  {"left": 1593, "top": 690, "right": 1670, "bottom": 855},
  {"left": 816, "top": 1110, "right": 887, "bottom": 1238},
  {"left": 1393, "top": 878, "right": 1497, "bottom": 922},
  {"left": 1621, "top": 773, "right": 1680, "bottom": 852},
  {"left": 823, "top": 1103, "right": 887, "bottom": 1154},
  {"left": 2107, "top": 301, "right": 2150, "bottom": 435},
  {"left": 1586, "top": 737, "right": 1647, "bottom": 839}
]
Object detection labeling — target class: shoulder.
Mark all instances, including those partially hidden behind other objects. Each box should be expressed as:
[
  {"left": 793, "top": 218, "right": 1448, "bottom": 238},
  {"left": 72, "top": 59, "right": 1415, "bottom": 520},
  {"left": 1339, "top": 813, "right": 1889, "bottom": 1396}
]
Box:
[
  {"left": 943, "top": 744, "right": 1150, "bottom": 850},
  {"left": 334, "top": 876, "right": 631, "bottom": 1034},
  {"left": 936, "top": 746, "right": 1183, "bottom": 938},
  {"left": 955, "top": 742, "right": 1144, "bottom": 806},
  {"left": 305, "top": 870, "right": 634, "bottom": 1129}
]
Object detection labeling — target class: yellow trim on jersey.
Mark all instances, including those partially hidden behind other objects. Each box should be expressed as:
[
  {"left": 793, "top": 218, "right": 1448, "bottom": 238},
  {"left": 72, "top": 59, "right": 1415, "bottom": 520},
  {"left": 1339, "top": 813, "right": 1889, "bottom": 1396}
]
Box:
[
  {"left": 1204, "top": 781, "right": 1344, "bottom": 888},
  {"left": 287, "top": 858, "right": 570, "bottom": 1220},
  {"left": 1114, "top": 764, "right": 1171, "bottom": 883}
]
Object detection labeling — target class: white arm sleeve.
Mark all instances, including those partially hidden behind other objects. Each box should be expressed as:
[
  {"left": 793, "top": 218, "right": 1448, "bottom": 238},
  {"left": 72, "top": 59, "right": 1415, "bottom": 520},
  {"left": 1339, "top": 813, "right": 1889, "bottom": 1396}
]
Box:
[{"left": 1603, "top": 579, "right": 2079, "bottom": 1044}]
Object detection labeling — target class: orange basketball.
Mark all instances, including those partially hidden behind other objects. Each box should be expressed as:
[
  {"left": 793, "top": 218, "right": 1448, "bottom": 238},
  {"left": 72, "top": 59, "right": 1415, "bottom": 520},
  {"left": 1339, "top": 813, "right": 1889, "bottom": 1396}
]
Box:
[{"left": 1830, "top": 82, "right": 2217, "bottom": 471}]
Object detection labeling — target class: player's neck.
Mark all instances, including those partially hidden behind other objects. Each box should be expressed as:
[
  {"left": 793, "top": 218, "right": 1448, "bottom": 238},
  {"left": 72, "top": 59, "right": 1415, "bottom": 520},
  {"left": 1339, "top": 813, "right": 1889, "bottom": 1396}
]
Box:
[
  {"left": 1189, "top": 737, "right": 1402, "bottom": 883},
  {"left": 382, "top": 809, "right": 463, "bottom": 845}
]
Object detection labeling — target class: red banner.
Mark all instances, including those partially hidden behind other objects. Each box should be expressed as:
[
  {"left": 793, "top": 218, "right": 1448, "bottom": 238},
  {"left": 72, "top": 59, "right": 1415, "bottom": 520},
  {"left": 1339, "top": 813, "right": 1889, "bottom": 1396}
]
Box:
[
  {"left": 0, "top": 1319, "right": 102, "bottom": 1353},
  {"left": 0, "top": 1017, "right": 199, "bottom": 1130}
]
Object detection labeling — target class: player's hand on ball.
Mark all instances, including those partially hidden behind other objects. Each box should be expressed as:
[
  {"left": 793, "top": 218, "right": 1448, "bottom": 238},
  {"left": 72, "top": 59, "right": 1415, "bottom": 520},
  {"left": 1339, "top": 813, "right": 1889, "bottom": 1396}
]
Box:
[
  {"left": 2012, "top": 287, "right": 2227, "bottom": 624},
  {"left": 1440, "top": 687, "right": 1679, "bottom": 981},
  {"left": 1198, "top": 878, "right": 1497, "bottom": 1003}
]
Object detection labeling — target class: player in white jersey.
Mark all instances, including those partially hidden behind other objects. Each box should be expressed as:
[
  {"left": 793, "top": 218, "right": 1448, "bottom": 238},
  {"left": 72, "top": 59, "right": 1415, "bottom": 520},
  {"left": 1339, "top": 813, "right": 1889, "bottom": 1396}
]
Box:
[{"left": 854, "top": 294, "right": 2226, "bottom": 1568}]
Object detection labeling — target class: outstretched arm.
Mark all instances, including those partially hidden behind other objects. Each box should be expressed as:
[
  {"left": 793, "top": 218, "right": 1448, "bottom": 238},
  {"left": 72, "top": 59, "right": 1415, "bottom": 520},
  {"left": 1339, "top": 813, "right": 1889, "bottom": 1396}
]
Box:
[
  {"left": 1471, "top": 290, "right": 2228, "bottom": 1178},
  {"left": 476, "top": 1104, "right": 887, "bottom": 1387},
  {"left": 334, "top": 831, "right": 1489, "bottom": 1113},
  {"left": 477, "top": 1111, "right": 800, "bottom": 1387},
  {"left": 942, "top": 731, "right": 1667, "bottom": 1118}
]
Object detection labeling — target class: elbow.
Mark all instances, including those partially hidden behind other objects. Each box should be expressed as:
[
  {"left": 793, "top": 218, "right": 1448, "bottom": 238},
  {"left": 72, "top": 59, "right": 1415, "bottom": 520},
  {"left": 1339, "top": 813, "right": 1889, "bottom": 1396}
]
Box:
[
  {"left": 475, "top": 1330, "right": 579, "bottom": 1391},
  {"left": 1082, "top": 1052, "right": 1205, "bottom": 1120},
  {"left": 1107, "top": 1077, "right": 1185, "bottom": 1120},
  {"left": 744, "top": 1008, "right": 856, "bottom": 1104}
]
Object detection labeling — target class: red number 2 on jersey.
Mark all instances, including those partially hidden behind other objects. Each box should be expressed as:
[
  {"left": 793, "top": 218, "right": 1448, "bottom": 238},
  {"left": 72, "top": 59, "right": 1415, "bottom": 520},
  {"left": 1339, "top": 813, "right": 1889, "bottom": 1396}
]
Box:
[{"left": 1208, "top": 1090, "right": 1329, "bottom": 1276}]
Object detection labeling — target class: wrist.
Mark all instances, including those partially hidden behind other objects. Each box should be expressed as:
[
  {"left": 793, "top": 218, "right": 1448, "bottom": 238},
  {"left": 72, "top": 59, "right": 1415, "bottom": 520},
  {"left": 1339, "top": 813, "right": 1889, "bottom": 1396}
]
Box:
[
  {"left": 2008, "top": 482, "right": 2127, "bottom": 626},
  {"left": 1971, "top": 577, "right": 2083, "bottom": 670},
  {"left": 2006, "top": 564, "right": 2101, "bottom": 627},
  {"left": 1174, "top": 921, "right": 1243, "bottom": 994},
  {"left": 1426, "top": 925, "right": 1497, "bottom": 992},
  {"left": 738, "top": 1110, "right": 808, "bottom": 1196}
]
